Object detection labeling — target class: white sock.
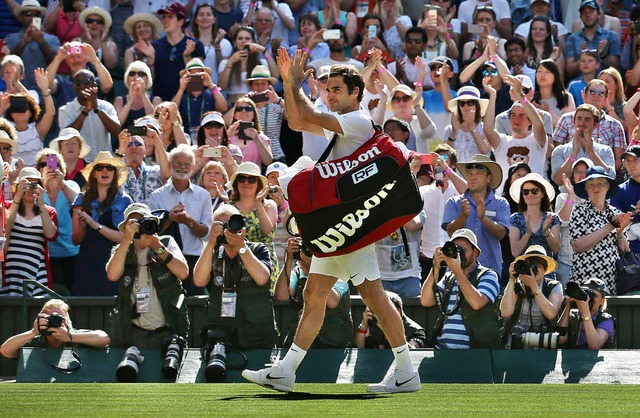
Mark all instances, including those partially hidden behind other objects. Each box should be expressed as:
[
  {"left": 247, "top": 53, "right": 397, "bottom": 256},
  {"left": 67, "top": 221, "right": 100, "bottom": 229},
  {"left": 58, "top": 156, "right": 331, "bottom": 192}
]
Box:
[
  {"left": 392, "top": 343, "right": 414, "bottom": 372},
  {"left": 279, "top": 343, "right": 307, "bottom": 374}
]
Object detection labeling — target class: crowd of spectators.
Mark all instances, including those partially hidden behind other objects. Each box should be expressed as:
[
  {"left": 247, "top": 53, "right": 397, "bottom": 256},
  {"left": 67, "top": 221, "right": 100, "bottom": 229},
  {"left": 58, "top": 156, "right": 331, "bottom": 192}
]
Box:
[{"left": 2, "top": 0, "right": 638, "bottom": 352}]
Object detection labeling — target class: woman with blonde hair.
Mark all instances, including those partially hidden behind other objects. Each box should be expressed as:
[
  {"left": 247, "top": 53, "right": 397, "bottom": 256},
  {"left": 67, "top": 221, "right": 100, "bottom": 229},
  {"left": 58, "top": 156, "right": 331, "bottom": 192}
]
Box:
[
  {"left": 114, "top": 61, "right": 162, "bottom": 128},
  {"left": 198, "top": 160, "right": 230, "bottom": 213},
  {"left": 599, "top": 67, "right": 627, "bottom": 130},
  {"left": 153, "top": 101, "right": 189, "bottom": 151},
  {"left": 373, "top": 0, "right": 411, "bottom": 59}
]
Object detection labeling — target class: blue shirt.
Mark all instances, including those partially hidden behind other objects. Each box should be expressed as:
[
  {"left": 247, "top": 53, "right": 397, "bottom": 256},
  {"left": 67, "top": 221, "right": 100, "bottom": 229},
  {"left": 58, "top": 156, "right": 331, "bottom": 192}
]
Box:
[
  {"left": 611, "top": 178, "right": 640, "bottom": 253},
  {"left": 5, "top": 31, "right": 61, "bottom": 91},
  {"left": 566, "top": 26, "right": 621, "bottom": 70},
  {"left": 43, "top": 181, "right": 80, "bottom": 258},
  {"left": 442, "top": 189, "right": 511, "bottom": 274},
  {"left": 567, "top": 76, "right": 587, "bottom": 107},
  {"left": 152, "top": 36, "right": 205, "bottom": 101},
  {"left": 72, "top": 191, "right": 132, "bottom": 228},
  {"left": 179, "top": 90, "right": 215, "bottom": 133}
]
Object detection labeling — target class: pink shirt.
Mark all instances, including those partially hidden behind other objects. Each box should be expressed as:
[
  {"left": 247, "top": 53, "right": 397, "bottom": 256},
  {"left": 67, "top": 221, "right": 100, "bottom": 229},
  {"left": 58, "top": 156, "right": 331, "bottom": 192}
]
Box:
[{"left": 229, "top": 133, "right": 271, "bottom": 166}]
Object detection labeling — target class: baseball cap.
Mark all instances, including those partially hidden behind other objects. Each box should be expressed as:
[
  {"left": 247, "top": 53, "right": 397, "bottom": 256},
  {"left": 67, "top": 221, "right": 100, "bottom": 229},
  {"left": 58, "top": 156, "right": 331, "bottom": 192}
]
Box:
[
  {"left": 584, "top": 277, "right": 609, "bottom": 296},
  {"left": 265, "top": 161, "right": 288, "bottom": 176},
  {"left": 579, "top": 0, "right": 600, "bottom": 12},
  {"left": 118, "top": 203, "right": 159, "bottom": 233},
  {"left": 622, "top": 145, "right": 640, "bottom": 159},
  {"left": 530, "top": 0, "right": 550, "bottom": 4},
  {"left": 316, "top": 65, "right": 331, "bottom": 81},
  {"left": 157, "top": 2, "right": 186, "bottom": 18},
  {"left": 450, "top": 228, "right": 481, "bottom": 255},
  {"left": 428, "top": 56, "right": 454, "bottom": 71},
  {"left": 200, "top": 112, "right": 225, "bottom": 127}
]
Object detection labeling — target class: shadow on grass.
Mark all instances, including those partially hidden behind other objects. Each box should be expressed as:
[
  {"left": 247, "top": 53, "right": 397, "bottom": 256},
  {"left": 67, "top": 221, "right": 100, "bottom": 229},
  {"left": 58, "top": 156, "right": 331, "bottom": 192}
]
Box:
[{"left": 220, "top": 393, "right": 386, "bottom": 401}]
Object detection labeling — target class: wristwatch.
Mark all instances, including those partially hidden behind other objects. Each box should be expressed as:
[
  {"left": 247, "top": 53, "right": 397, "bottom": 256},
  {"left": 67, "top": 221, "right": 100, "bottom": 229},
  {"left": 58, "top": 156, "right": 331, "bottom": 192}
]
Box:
[
  {"left": 96, "top": 224, "right": 103, "bottom": 231},
  {"left": 154, "top": 246, "right": 166, "bottom": 256},
  {"left": 238, "top": 246, "right": 248, "bottom": 256}
]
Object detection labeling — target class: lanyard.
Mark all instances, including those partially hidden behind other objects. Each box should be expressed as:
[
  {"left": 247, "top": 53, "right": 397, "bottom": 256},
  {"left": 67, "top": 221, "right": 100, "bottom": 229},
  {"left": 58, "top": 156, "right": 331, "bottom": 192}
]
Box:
[{"left": 186, "top": 94, "right": 206, "bottom": 131}]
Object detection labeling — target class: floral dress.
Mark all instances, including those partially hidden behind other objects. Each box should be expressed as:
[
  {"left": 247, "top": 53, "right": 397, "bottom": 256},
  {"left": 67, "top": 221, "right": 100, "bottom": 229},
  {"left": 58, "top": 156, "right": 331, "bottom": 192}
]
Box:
[
  {"left": 232, "top": 203, "right": 279, "bottom": 283},
  {"left": 510, "top": 211, "right": 561, "bottom": 256}
]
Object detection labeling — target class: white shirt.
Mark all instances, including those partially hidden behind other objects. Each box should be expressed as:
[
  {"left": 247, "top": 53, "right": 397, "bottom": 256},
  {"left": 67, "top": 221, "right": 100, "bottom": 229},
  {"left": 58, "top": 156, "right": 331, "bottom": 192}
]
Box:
[
  {"left": 493, "top": 132, "right": 547, "bottom": 195},
  {"left": 301, "top": 97, "right": 332, "bottom": 160},
  {"left": 323, "top": 109, "right": 374, "bottom": 160},
  {"left": 148, "top": 180, "right": 214, "bottom": 256},
  {"left": 420, "top": 181, "right": 460, "bottom": 257},
  {"left": 458, "top": 0, "right": 511, "bottom": 25}
]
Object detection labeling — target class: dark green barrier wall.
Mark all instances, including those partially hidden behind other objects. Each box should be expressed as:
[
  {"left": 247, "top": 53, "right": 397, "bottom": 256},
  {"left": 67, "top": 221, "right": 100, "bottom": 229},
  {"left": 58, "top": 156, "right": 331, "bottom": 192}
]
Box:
[{"left": 2, "top": 296, "right": 640, "bottom": 376}]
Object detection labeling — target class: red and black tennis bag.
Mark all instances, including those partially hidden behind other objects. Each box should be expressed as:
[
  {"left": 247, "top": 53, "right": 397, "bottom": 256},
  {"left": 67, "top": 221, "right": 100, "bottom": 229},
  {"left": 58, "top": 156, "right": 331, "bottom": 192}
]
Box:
[{"left": 287, "top": 125, "right": 423, "bottom": 257}]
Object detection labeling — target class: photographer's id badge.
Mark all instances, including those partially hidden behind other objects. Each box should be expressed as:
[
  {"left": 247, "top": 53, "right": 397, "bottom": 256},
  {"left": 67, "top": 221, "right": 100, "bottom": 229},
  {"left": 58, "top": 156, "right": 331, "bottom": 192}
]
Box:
[
  {"left": 136, "top": 288, "right": 151, "bottom": 313},
  {"left": 220, "top": 292, "right": 237, "bottom": 318}
]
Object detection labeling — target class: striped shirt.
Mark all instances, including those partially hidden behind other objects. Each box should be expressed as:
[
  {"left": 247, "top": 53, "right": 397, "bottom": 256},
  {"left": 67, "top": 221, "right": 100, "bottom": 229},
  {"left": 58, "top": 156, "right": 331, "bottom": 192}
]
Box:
[
  {"left": 436, "top": 265, "right": 500, "bottom": 349},
  {"left": 256, "top": 103, "right": 285, "bottom": 160}
]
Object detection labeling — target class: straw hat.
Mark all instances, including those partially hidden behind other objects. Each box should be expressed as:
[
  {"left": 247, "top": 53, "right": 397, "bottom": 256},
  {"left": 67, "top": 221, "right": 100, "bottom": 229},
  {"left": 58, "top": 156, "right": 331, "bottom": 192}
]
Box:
[
  {"left": 447, "top": 86, "right": 490, "bottom": 117},
  {"left": 81, "top": 151, "right": 128, "bottom": 186},
  {"left": 48, "top": 128, "right": 91, "bottom": 159},
  {"left": 226, "top": 161, "right": 267, "bottom": 190},
  {"left": 514, "top": 245, "right": 557, "bottom": 274},
  {"left": 123, "top": 13, "right": 163, "bottom": 38},
  {"left": 458, "top": 154, "right": 503, "bottom": 191},
  {"left": 14, "top": 0, "right": 47, "bottom": 17},
  {"left": 79, "top": 7, "right": 113, "bottom": 29},
  {"left": 245, "top": 65, "right": 278, "bottom": 85},
  {"left": 0, "top": 129, "right": 18, "bottom": 152},
  {"left": 509, "top": 173, "right": 555, "bottom": 203},
  {"left": 179, "top": 58, "right": 212, "bottom": 77}
]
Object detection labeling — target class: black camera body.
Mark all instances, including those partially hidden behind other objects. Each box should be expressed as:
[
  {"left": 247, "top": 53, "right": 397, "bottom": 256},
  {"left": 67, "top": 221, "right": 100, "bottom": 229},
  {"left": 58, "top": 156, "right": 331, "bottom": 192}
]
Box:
[
  {"left": 216, "top": 214, "right": 246, "bottom": 245},
  {"left": 134, "top": 216, "right": 159, "bottom": 239},
  {"left": 566, "top": 281, "right": 596, "bottom": 310},
  {"left": 514, "top": 259, "right": 534, "bottom": 276},
  {"left": 441, "top": 240, "right": 466, "bottom": 266},
  {"left": 116, "top": 346, "right": 145, "bottom": 382},
  {"left": 161, "top": 334, "right": 187, "bottom": 380},
  {"left": 39, "top": 312, "right": 65, "bottom": 336},
  {"left": 293, "top": 237, "right": 313, "bottom": 260},
  {"left": 203, "top": 329, "right": 227, "bottom": 382}
]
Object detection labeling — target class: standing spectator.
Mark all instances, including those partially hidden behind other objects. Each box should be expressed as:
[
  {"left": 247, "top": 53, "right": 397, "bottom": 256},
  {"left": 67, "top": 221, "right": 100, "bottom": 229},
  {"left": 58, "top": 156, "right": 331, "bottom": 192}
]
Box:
[
  {"left": 422, "top": 55, "right": 455, "bottom": 145},
  {"left": 461, "top": 7, "right": 507, "bottom": 64},
  {"left": 504, "top": 38, "right": 536, "bottom": 82},
  {"left": 524, "top": 16, "right": 564, "bottom": 82},
  {"left": 444, "top": 86, "right": 491, "bottom": 164},
  {"left": 148, "top": 144, "right": 213, "bottom": 295},
  {"left": 244, "top": 1, "right": 295, "bottom": 48},
  {"left": 288, "top": 12, "right": 329, "bottom": 62},
  {"left": 192, "top": 3, "right": 232, "bottom": 85},
  {"left": 314, "top": 0, "right": 357, "bottom": 45},
  {"left": 308, "top": 24, "right": 364, "bottom": 72},
  {"left": 373, "top": 0, "right": 411, "bottom": 59},
  {"left": 77, "top": 7, "right": 118, "bottom": 71},
  {"left": 567, "top": 49, "right": 601, "bottom": 107},
  {"left": 611, "top": 146, "right": 640, "bottom": 253},
  {"left": 153, "top": 101, "right": 190, "bottom": 152},
  {"left": 193, "top": 111, "right": 243, "bottom": 175},
  {"left": 533, "top": 59, "right": 576, "bottom": 128},
  {"left": 350, "top": 13, "right": 391, "bottom": 62},
  {"left": 48, "top": 127, "right": 91, "bottom": 190},
  {"left": 386, "top": 27, "right": 428, "bottom": 90},
  {"left": 114, "top": 61, "right": 162, "bottom": 129},
  {"left": 301, "top": 66, "right": 331, "bottom": 160},
  {"left": 123, "top": 13, "right": 163, "bottom": 70},
  {"left": 227, "top": 98, "right": 273, "bottom": 167},
  {"left": 458, "top": 0, "right": 513, "bottom": 40},
  {"left": 598, "top": 67, "right": 627, "bottom": 130},
  {"left": 0, "top": 167, "right": 58, "bottom": 297},
  {"left": 514, "top": 0, "right": 569, "bottom": 51},
  {"left": 214, "top": 0, "right": 244, "bottom": 36},
  {"left": 0, "top": 124, "right": 21, "bottom": 200},
  {"left": 44, "top": 0, "right": 84, "bottom": 73},
  {"left": 198, "top": 160, "right": 230, "bottom": 213}
]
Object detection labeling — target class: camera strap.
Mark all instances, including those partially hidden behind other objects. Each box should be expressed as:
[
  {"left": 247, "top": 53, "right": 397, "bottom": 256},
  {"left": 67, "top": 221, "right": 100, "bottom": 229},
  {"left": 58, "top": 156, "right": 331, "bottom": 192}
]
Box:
[
  {"left": 432, "top": 270, "right": 462, "bottom": 316},
  {"left": 41, "top": 333, "right": 83, "bottom": 374}
]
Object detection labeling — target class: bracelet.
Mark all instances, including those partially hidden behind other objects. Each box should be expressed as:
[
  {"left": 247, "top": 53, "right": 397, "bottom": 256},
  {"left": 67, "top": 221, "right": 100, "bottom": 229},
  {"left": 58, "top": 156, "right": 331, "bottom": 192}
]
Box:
[
  {"left": 211, "top": 87, "right": 221, "bottom": 95},
  {"left": 533, "top": 289, "right": 541, "bottom": 296},
  {"left": 115, "top": 152, "right": 125, "bottom": 158},
  {"left": 213, "top": 44, "right": 221, "bottom": 50},
  {"left": 357, "top": 326, "right": 368, "bottom": 334},
  {"left": 444, "top": 168, "right": 453, "bottom": 176},
  {"left": 11, "top": 200, "right": 19, "bottom": 205},
  {"left": 42, "top": 89, "right": 51, "bottom": 97},
  {"left": 565, "top": 199, "right": 575, "bottom": 206},
  {"left": 81, "top": 109, "right": 89, "bottom": 116},
  {"left": 445, "top": 33, "right": 451, "bottom": 41},
  {"left": 172, "top": 120, "right": 181, "bottom": 127},
  {"left": 265, "top": 53, "right": 272, "bottom": 60},
  {"left": 302, "top": 47, "right": 310, "bottom": 54},
  {"left": 277, "top": 97, "right": 283, "bottom": 105},
  {"left": 582, "top": 316, "right": 591, "bottom": 322},
  {"left": 94, "top": 108, "right": 100, "bottom": 114},
  {"left": 415, "top": 82, "right": 423, "bottom": 87},
  {"left": 490, "top": 54, "right": 499, "bottom": 63},
  {"left": 378, "top": 66, "right": 386, "bottom": 73},
  {"left": 521, "top": 97, "right": 528, "bottom": 104},
  {"left": 249, "top": 2, "right": 255, "bottom": 7},
  {"left": 568, "top": 155, "right": 576, "bottom": 162}
]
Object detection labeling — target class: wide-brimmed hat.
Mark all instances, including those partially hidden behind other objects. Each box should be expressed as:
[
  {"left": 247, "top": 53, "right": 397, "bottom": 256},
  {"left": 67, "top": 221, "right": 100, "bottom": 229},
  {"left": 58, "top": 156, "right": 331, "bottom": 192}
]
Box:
[
  {"left": 14, "top": 0, "right": 47, "bottom": 17},
  {"left": 572, "top": 157, "right": 594, "bottom": 171},
  {"left": 386, "top": 84, "right": 421, "bottom": 111},
  {"left": 584, "top": 277, "right": 609, "bottom": 296},
  {"left": 49, "top": 128, "right": 91, "bottom": 159},
  {"left": 118, "top": 202, "right": 159, "bottom": 233},
  {"left": 450, "top": 228, "right": 481, "bottom": 255},
  {"left": 245, "top": 65, "right": 278, "bottom": 85},
  {"left": 226, "top": 161, "right": 268, "bottom": 190},
  {"left": 123, "top": 13, "right": 163, "bottom": 37},
  {"left": 509, "top": 173, "right": 555, "bottom": 203},
  {"left": 81, "top": 151, "right": 128, "bottom": 186},
  {"left": 447, "top": 86, "right": 489, "bottom": 116},
  {"left": 0, "top": 129, "right": 18, "bottom": 152},
  {"left": 514, "top": 245, "right": 557, "bottom": 274},
  {"left": 574, "top": 166, "right": 618, "bottom": 200},
  {"left": 15, "top": 166, "right": 42, "bottom": 183},
  {"left": 458, "top": 154, "right": 503, "bottom": 191},
  {"left": 179, "top": 58, "right": 212, "bottom": 77},
  {"left": 79, "top": 7, "right": 112, "bottom": 29}
]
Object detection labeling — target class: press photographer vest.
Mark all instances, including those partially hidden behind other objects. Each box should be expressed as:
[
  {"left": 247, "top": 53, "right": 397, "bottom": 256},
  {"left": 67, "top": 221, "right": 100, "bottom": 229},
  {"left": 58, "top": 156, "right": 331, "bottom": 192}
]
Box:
[
  {"left": 566, "top": 310, "right": 616, "bottom": 349},
  {"left": 109, "top": 236, "right": 190, "bottom": 347},
  {"left": 501, "top": 278, "right": 560, "bottom": 341},
  {"left": 431, "top": 266, "right": 503, "bottom": 348}
]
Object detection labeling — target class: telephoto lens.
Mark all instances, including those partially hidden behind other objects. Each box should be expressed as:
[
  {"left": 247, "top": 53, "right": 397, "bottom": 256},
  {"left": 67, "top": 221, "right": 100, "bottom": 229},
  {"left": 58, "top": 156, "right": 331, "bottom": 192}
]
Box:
[
  {"left": 162, "top": 335, "right": 186, "bottom": 380},
  {"left": 116, "top": 346, "right": 144, "bottom": 382},
  {"left": 205, "top": 342, "right": 227, "bottom": 383}
]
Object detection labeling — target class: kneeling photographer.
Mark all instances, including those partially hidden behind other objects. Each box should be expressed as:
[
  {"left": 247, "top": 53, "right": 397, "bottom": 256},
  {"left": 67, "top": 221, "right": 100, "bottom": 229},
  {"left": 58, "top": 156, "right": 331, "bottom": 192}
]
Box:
[
  {"left": 501, "top": 245, "right": 564, "bottom": 349},
  {"left": 106, "top": 203, "right": 190, "bottom": 349},
  {"left": 557, "top": 278, "right": 616, "bottom": 349},
  {"left": 193, "top": 204, "right": 277, "bottom": 358},
  {"left": 1, "top": 299, "right": 110, "bottom": 359},
  {"left": 420, "top": 229, "right": 503, "bottom": 349}
]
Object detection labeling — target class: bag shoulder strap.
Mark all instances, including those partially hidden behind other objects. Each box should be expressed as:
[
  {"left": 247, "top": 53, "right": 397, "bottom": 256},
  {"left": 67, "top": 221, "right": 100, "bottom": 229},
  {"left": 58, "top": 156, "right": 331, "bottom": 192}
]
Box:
[{"left": 317, "top": 133, "right": 339, "bottom": 163}]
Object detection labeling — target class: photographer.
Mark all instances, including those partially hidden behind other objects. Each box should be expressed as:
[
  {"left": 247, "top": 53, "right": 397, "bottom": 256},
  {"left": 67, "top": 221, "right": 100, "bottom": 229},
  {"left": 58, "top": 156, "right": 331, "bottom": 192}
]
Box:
[
  {"left": 105, "top": 203, "right": 190, "bottom": 348},
  {"left": 557, "top": 278, "right": 616, "bottom": 349},
  {"left": 193, "top": 204, "right": 278, "bottom": 349},
  {"left": 0, "top": 299, "right": 110, "bottom": 359},
  {"left": 274, "top": 237, "right": 352, "bottom": 348},
  {"left": 500, "top": 245, "right": 564, "bottom": 347},
  {"left": 420, "top": 229, "right": 502, "bottom": 349}
]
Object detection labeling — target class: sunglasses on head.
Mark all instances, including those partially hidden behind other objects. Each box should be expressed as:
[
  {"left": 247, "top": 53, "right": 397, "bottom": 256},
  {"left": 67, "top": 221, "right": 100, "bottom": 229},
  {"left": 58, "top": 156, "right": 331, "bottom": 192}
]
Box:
[
  {"left": 235, "top": 105, "right": 253, "bottom": 112},
  {"left": 204, "top": 121, "right": 224, "bottom": 129},
  {"left": 127, "top": 141, "right": 143, "bottom": 148},
  {"left": 94, "top": 164, "right": 115, "bottom": 172},
  {"left": 236, "top": 174, "right": 258, "bottom": 184},
  {"left": 128, "top": 71, "right": 148, "bottom": 77},
  {"left": 392, "top": 95, "right": 412, "bottom": 103},
  {"left": 521, "top": 187, "right": 540, "bottom": 196},
  {"left": 587, "top": 88, "right": 606, "bottom": 97},
  {"left": 482, "top": 68, "right": 499, "bottom": 77},
  {"left": 86, "top": 18, "right": 105, "bottom": 24},
  {"left": 459, "top": 100, "right": 476, "bottom": 107},
  {"left": 465, "top": 164, "right": 487, "bottom": 172}
]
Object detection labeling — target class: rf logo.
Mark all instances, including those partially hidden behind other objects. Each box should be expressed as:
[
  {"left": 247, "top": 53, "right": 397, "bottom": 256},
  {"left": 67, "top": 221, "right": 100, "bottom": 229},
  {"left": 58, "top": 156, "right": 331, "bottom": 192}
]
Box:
[{"left": 352, "top": 163, "right": 378, "bottom": 184}]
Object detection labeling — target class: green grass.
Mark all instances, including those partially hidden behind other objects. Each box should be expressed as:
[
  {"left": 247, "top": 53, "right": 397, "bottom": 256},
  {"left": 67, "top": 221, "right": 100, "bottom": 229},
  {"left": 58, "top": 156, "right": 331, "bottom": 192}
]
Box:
[{"left": 1, "top": 384, "right": 640, "bottom": 417}]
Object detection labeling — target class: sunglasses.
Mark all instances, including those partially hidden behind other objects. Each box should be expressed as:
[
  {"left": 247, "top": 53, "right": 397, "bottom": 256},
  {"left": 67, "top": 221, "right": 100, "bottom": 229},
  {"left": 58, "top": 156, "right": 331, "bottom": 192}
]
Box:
[
  {"left": 86, "top": 18, "right": 105, "bottom": 24},
  {"left": 235, "top": 105, "right": 253, "bottom": 112},
  {"left": 169, "top": 46, "right": 177, "bottom": 63},
  {"left": 586, "top": 89, "right": 606, "bottom": 97},
  {"left": 127, "top": 141, "right": 143, "bottom": 148},
  {"left": 392, "top": 95, "right": 412, "bottom": 103},
  {"left": 128, "top": 71, "right": 148, "bottom": 77},
  {"left": 0, "top": 145, "right": 12, "bottom": 152},
  {"left": 459, "top": 100, "right": 477, "bottom": 107},
  {"left": 521, "top": 187, "right": 540, "bottom": 196},
  {"left": 204, "top": 121, "right": 224, "bottom": 129},
  {"left": 465, "top": 164, "right": 487, "bottom": 172},
  {"left": 430, "top": 65, "right": 443, "bottom": 72},
  {"left": 94, "top": 164, "right": 115, "bottom": 172},
  {"left": 236, "top": 175, "right": 258, "bottom": 184},
  {"left": 482, "top": 69, "right": 499, "bottom": 77},
  {"left": 22, "top": 11, "right": 40, "bottom": 17}
]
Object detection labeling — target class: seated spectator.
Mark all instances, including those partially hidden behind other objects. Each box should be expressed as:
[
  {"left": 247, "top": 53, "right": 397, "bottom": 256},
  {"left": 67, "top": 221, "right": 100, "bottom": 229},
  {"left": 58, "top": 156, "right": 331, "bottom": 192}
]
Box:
[
  {"left": 72, "top": 151, "right": 132, "bottom": 296},
  {"left": 598, "top": 67, "right": 626, "bottom": 131},
  {"left": 148, "top": 144, "right": 213, "bottom": 295},
  {"left": 416, "top": 6, "right": 459, "bottom": 78},
  {"left": 191, "top": 3, "right": 233, "bottom": 85},
  {"left": 351, "top": 13, "right": 392, "bottom": 62},
  {"left": 420, "top": 228, "right": 502, "bottom": 349},
  {"left": 123, "top": 12, "right": 163, "bottom": 70},
  {"left": 558, "top": 278, "right": 616, "bottom": 349},
  {"left": 458, "top": 0, "right": 512, "bottom": 40},
  {"left": 0, "top": 123, "right": 22, "bottom": 200},
  {"left": 514, "top": 0, "right": 569, "bottom": 51},
  {"left": 37, "top": 147, "right": 80, "bottom": 296},
  {"left": 567, "top": 49, "right": 600, "bottom": 107},
  {"left": 153, "top": 101, "right": 189, "bottom": 151},
  {"left": 44, "top": 1, "right": 83, "bottom": 67},
  {"left": 373, "top": 0, "right": 411, "bottom": 59},
  {"left": 533, "top": 59, "right": 576, "bottom": 128},
  {"left": 48, "top": 127, "right": 91, "bottom": 190},
  {"left": 244, "top": 2, "right": 295, "bottom": 49},
  {"left": 0, "top": 299, "right": 110, "bottom": 359},
  {"left": 612, "top": 146, "right": 640, "bottom": 252},
  {"left": 386, "top": 26, "right": 429, "bottom": 91},
  {"left": 313, "top": 0, "right": 357, "bottom": 45},
  {"left": 524, "top": 16, "right": 564, "bottom": 82},
  {"left": 193, "top": 111, "right": 242, "bottom": 176},
  {"left": 58, "top": 69, "right": 121, "bottom": 161},
  {"left": 503, "top": 38, "right": 536, "bottom": 82},
  {"left": 198, "top": 160, "right": 230, "bottom": 213},
  {"left": 193, "top": 203, "right": 278, "bottom": 349},
  {"left": 570, "top": 166, "right": 631, "bottom": 294},
  {"left": 4, "top": 1, "right": 60, "bottom": 92},
  {"left": 275, "top": 236, "right": 353, "bottom": 348},
  {"left": 0, "top": 55, "right": 38, "bottom": 98},
  {"left": 264, "top": 161, "right": 289, "bottom": 228},
  {"left": 358, "top": 290, "right": 425, "bottom": 349},
  {"left": 501, "top": 245, "right": 564, "bottom": 348},
  {"left": 571, "top": 0, "right": 622, "bottom": 40},
  {"left": 227, "top": 98, "right": 273, "bottom": 167},
  {"left": 114, "top": 61, "right": 162, "bottom": 129},
  {"left": 0, "top": 167, "right": 58, "bottom": 297},
  {"left": 213, "top": 0, "right": 243, "bottom": 36},
  {"left": 1, "top": 68, "right": 54, "bottom": 167},
  {"left": 288, "top": 12, "right": 329, "bottom": 62},
  {"left": 77, "top": 7, "right": 118, "bottom": 71},
  {"left": 106, "top": 202, "right": 190, "bottom": 348},
  {"left": 444, "top": 86, "right": 491, "bottom": 164}
]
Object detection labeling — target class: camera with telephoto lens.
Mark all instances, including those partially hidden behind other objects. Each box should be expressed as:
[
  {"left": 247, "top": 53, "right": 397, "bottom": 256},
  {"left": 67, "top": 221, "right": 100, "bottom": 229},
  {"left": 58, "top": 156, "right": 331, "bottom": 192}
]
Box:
[
  {"left": 566, "top": 281, "right": 596, "bottom": 310},
  {"left": 216, "top": 214, "right": 246, "bottom": 245},
  {"left": 161, "top": 334, "right": 186, "bottom": 380},
  {"left": 116, "top": 346, "right": 144, "bottom": 382},
  {"left": 134, "top": 216, "right": 159, "bottom": 239},
  {"left": 39, "top": 312, "right": 65, "bottom": 336},
  {"left": 441, "top": 240, "right": 466, "bottom": 266},
  {"left": 510, "top": 324, "right": 559, "bottom": 350},
  {"left": 203, "top": 329, "right": 227, "bottom": 382}
]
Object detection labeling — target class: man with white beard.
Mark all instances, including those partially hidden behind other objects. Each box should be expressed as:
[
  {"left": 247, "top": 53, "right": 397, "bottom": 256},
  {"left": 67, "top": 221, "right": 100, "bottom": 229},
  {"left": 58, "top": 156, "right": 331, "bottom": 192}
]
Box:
[{"left": 148, "top": 144, "right": 213, "bottom": 295}]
